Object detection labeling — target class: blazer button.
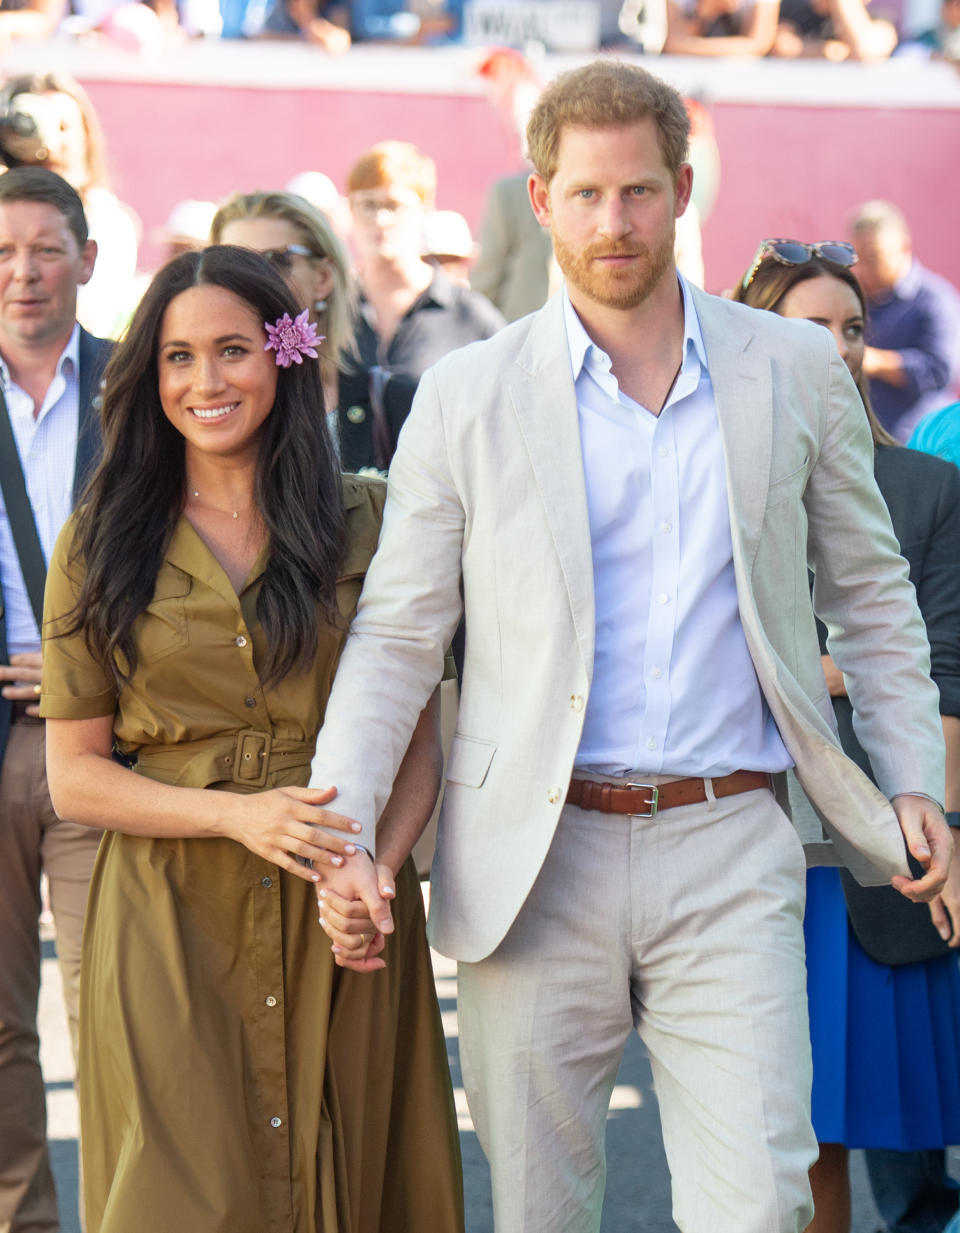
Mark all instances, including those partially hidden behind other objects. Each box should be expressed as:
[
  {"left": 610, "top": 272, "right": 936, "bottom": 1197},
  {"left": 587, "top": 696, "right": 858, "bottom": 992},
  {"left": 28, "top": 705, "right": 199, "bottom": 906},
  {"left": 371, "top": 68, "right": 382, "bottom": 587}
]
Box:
[
  {"left": 244, "top": 696, "right": 257, "bottom": 708},
  {"left": 547, "top": 788, "right": 561, "bottom": 804},
  {"left": 570, "top": 695, "right": 584, "bottom": 711}
]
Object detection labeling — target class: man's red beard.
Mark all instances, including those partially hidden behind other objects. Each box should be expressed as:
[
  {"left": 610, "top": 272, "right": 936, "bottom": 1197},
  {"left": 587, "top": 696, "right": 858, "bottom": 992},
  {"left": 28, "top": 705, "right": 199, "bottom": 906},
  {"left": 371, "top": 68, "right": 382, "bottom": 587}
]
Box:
[{"left": 552, "top": 230, "right": 674, "bottom": 310}]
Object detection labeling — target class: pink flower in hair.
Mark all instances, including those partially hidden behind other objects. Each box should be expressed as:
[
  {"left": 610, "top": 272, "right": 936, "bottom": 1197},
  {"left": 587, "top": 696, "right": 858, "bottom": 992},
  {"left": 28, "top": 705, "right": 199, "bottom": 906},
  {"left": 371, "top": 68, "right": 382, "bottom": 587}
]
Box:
[{"left": 264, "top": 309, "right": 322, "bottom": 368}]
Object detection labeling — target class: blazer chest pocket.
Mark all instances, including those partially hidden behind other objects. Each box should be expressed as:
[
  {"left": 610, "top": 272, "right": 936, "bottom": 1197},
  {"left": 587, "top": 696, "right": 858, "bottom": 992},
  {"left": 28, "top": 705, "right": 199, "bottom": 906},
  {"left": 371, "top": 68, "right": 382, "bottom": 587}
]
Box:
[
  {"left": 136, "top": 569, "right": 192, "bottom": 663},
  {"left": 765, "top": 456, "right": 810, "bottom": 511},
  {"left": 445, "top": 734, "right": 497, "bottom": 788}
]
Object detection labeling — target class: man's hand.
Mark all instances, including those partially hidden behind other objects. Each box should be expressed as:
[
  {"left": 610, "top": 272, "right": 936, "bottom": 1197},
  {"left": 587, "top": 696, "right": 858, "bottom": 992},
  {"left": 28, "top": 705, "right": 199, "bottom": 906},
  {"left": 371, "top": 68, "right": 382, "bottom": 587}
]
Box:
[
  {"left": 928, "top": 845, "right": 960, "bottom": 946},
  {"left": 316, "top": 855, "right": 396, "bottom": 972},
  {"left": 890, "top": 794, "right": 954, "bottom": 902},
  {"left": 0, "top": 651, "right": 43, "bottom": 717}
]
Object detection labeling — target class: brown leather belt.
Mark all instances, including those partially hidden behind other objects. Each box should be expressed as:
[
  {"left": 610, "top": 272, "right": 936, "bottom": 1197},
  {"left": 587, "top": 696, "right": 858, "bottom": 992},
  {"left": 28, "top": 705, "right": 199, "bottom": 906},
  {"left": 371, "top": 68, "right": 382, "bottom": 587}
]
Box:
[{"left": 567, "top": 769, "right": 772, "bottom": 818}]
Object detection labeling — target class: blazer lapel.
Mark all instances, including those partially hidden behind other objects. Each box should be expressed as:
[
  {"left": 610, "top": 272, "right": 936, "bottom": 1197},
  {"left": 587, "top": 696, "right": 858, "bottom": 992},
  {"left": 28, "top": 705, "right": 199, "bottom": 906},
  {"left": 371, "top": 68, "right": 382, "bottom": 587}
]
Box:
[
  {"left": 693, "top": 288, "right": 772, "bottom": 574},
  {"left": 73, "top": 329, "right": 111, "bottom": 504},
  {"left": 508, "top": 296, "right": 596, "bottom": 681}
]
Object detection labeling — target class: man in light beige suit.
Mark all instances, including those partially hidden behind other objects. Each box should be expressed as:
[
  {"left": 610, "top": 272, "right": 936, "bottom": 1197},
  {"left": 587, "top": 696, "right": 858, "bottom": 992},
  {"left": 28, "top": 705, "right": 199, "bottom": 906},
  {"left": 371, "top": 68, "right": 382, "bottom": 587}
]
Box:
[{"left": 309, "top": 62, "right": 953, "bottom": 1233}]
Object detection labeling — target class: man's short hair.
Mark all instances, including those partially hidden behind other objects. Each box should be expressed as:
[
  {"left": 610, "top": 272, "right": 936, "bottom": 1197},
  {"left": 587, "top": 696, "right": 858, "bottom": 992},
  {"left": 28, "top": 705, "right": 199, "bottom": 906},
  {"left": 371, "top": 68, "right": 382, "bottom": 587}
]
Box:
[
  {"left": 346, "top": 141, "right": 437, "bottom": 206},
  {"left": 850, "top": 199, "right": 910, "bottom": 241},
  {"left": 0, "top": 165, "right": 89, "bottom": 248},
  {"left": 526, "top": 61, "right": 690, "bottom": 185}
]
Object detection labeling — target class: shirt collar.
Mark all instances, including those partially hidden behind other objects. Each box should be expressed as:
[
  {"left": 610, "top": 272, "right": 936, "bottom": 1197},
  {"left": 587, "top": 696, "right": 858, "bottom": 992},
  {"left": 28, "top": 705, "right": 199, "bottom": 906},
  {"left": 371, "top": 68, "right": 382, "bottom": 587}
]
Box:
[
  {"left": 562, "top": 275, "right": 708, "bottom": 383},
  {"left": 0, "top": 322, "right": 80, "bottom": 392}
]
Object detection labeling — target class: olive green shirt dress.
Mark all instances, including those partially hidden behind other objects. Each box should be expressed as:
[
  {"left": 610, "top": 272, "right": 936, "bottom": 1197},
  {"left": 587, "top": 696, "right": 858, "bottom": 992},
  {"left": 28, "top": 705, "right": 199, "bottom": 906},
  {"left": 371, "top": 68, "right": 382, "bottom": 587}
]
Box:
[{"left": 41, "top": 475, "right": 464, "bottom": 1233}]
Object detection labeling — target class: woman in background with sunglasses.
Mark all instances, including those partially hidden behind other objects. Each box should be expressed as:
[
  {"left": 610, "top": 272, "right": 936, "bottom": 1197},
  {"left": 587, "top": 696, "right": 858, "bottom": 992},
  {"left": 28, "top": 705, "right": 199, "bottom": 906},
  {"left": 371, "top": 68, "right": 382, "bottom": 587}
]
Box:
[
  {"left": 211, "top": 191, "right": 357, "bottom": 451},
  {"left": 735, "top": 242, "right": 960, "bottom": 1233}
]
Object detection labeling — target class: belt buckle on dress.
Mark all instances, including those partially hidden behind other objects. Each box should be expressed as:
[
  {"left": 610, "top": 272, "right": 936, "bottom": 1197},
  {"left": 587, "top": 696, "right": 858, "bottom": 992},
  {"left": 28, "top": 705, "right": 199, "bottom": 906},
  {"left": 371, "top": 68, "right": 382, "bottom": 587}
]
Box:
[
  {"left": 625, "top": 782, "right": 659, "bottom": 818},
  {"left": 232, "top": 729, "right": 271, "bottom": 789}
]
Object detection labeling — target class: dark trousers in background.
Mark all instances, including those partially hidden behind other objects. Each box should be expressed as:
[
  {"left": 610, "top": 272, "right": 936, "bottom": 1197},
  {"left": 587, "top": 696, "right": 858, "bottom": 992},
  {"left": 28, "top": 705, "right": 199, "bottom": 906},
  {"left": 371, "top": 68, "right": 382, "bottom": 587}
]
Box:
[{"left": 865, "top": 1149, "right": 959, "bottom": 1233}]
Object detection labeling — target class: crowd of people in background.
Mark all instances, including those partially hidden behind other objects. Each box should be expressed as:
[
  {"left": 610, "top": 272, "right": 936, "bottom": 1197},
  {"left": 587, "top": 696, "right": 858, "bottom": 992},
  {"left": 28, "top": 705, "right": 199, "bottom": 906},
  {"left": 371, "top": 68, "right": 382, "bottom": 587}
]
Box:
[
  {"left": 0, "top": 40, "right": 959, "bottom": 1233},
  {"left": 0, "top": 0, "right": 958, "bottom": 60}
]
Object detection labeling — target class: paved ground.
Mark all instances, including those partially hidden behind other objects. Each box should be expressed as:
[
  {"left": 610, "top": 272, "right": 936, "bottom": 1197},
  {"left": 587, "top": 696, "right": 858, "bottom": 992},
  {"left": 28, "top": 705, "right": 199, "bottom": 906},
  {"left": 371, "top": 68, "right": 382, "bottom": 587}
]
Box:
[{"left": 40, "top": 923, "right": 884, "bottom": 1233}]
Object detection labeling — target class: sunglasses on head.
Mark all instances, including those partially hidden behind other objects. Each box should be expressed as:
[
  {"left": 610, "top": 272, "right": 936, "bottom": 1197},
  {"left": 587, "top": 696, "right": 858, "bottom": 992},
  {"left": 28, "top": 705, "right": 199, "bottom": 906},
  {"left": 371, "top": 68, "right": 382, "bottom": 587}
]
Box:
[
  {"left": 741, "top": 239, "right": 858, "bottom": 291},
  {"left": 260, "top": 244, "right": 321, "bottom": 273}
]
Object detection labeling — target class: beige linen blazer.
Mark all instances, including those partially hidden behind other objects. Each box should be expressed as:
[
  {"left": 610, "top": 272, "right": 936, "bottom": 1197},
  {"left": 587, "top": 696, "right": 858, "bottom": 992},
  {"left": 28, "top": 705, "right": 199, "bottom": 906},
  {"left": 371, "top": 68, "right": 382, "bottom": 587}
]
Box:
[{"left": 312, "top": 286, "right": 944, "bottom": 962}]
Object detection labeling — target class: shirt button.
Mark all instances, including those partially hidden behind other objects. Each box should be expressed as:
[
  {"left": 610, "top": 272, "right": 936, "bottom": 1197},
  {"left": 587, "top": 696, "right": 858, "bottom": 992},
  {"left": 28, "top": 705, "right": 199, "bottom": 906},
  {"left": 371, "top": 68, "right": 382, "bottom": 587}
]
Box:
[
  {"left": 660, "top": 521, "right": 672, "bottom": 533},
  {"left": 261, "top": 876, "right": 273, "bottom": 889},
  {"left": 651, "top": 667, "right": 662, "bottom": 679},
  {"left": 235, "top": 634, "right": 248, "bottom": 648},
  {"left": 270, "top": 1117, "right": 282, "bottom": 1128},
  {"left": 265, "top": 995, "right": 278, "bottom": 1007},
  {"left": 244, "top": 696, "right": 257, "bottom": 708},
  {"left": 647, "top": 738, "right": 658, "bottom": 751},
  {"left": 657, "top": 446, "right": 669, "bottom": 458},
  {"left": 570, "top": 695, "right": 584, "bottom": 711},
  {"left": 657, "top": 593, "right": 669, "bottom": 605},
  {"left": 547, "top": 788, "right": 561, "bottom": 804}
]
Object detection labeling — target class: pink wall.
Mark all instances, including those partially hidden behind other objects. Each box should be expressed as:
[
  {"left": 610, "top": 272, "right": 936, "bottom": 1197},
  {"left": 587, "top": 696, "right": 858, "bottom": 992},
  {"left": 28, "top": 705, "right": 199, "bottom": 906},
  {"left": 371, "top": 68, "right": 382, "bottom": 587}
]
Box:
[{"left": 81, "top": 76, "right": 960, "bottom": 296}]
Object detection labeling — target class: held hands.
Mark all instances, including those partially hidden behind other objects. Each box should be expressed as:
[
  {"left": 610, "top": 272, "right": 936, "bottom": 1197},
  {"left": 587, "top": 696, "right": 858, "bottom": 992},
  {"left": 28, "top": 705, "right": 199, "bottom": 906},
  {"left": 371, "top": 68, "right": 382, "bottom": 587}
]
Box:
[
  {"left": 223, "top": 786, "right": 366, "bottom": 884},
  {"left": 890, "top": 794, "right": 955, "bottom": 903},
  {"left": 0, "top": 651, "right": 43, "bottom": 718},
  {"left": 317, "top": 855, "right": 397, "bottom": 973}
]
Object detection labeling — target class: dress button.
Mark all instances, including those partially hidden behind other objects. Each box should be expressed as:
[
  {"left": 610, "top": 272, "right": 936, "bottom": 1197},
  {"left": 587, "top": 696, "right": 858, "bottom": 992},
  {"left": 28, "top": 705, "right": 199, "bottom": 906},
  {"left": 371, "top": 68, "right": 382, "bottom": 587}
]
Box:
[
  {"left": 265, "top": 995, "right": 277, "bottom": 1007},
  {"left": 235, "top": 634, "right": 248, "bottom": 648},
  {"left": 244, "top": 696, "right": 257, "bottom": 708},
  {"left": 547, "top": 788, "right": 561, "bottom": 804},
  {"left": 570, "top": 695, "right": 584, "bottom": 711},
  {"left": 261, "top": 876, "right": 273, "bottom": 889},
  {"left": 270, "top": 1117, "right": 282, "bottom": 1128}
]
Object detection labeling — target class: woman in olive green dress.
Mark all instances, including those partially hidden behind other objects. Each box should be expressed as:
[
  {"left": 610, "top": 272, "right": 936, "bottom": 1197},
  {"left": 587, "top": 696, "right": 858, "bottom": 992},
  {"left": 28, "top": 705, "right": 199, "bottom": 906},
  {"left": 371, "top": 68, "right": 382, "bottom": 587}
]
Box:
[{"left": 40, "top": 245, "right": 464, "bottom": 1233}]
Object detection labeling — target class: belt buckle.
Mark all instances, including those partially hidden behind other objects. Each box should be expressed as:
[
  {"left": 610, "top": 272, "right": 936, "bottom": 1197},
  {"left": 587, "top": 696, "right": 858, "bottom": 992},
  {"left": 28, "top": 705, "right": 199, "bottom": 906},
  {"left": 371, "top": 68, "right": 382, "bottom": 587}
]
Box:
[
  {"left": 625, "top": 782, "right": 659, "bottom": 818},
  {"left": 232, "top": 729, "right": 271, "bottom": 789}
]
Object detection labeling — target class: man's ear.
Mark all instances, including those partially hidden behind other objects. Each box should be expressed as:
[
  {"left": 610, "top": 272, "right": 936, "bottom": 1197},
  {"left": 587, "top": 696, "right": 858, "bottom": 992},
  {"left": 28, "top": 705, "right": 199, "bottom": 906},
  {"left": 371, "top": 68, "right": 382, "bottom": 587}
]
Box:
[
  {"left": 528, "top": 173, "right": 552, "bottom": 229},
  {"left": 78, "top": 238, "right": 98, "bottom": 287},
  {"left": 674, "top": 163, "right": 694, "bottom": 220}
]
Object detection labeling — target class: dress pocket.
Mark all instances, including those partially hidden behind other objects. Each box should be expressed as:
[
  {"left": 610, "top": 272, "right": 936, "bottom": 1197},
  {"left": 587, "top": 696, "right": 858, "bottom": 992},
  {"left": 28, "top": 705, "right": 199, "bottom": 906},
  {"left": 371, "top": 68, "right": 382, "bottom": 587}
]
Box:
[{"left": 136, "top": 568, "right": 192, "bottom": 662}]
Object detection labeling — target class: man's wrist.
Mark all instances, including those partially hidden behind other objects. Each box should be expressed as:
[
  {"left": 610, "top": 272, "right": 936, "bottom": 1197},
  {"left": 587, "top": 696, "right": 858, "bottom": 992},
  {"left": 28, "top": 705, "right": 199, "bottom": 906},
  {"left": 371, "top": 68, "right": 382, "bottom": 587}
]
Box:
[{"left": 892, "top": 791, "right": 945, "bottom": 814}]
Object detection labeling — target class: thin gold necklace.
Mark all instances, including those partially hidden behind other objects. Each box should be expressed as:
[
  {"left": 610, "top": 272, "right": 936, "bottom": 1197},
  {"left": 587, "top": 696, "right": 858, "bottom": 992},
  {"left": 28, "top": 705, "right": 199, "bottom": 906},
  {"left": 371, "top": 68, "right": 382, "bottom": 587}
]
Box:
[{"left": 187, "top": 488, "right": 251, "bottom": 521}]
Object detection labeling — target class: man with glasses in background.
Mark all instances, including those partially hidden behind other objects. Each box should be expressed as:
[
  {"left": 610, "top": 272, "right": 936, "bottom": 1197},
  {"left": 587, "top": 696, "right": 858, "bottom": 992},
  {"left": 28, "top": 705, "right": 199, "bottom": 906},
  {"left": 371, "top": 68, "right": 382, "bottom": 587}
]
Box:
[{"left": 336, "top": 140, "right": 503, "bottom": 473}]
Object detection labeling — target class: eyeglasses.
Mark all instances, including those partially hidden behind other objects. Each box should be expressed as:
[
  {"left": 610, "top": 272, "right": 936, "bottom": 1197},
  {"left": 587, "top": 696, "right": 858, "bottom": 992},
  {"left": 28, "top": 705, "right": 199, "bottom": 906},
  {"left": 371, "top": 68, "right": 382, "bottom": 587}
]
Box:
[
  {"left": 741, "top": 239, "right": 858, "bottom": 290},
  {"left": 259, "top": 244, "right": 321, "bottom": 273},
  {"left": 350, "top": 194, "right": 419, "bottom": 221}
]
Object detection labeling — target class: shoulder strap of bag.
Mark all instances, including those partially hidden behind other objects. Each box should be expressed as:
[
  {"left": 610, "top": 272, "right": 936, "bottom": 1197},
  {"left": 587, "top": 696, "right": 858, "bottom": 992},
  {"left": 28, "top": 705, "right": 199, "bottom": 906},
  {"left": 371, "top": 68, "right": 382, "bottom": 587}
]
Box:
[{"left": 0, "top": 383, "right": 47, "bottom": 629}]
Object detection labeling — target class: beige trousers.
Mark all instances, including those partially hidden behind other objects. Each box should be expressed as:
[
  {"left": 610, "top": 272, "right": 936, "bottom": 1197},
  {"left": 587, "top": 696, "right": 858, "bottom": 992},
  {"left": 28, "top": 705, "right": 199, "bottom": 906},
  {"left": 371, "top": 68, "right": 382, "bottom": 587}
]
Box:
[
  {"left": 0, "top": 722, "right": 102, "bottom": 1233},
  {"left": 457, "top": 779, "right": 817, "bottom": 1233}
]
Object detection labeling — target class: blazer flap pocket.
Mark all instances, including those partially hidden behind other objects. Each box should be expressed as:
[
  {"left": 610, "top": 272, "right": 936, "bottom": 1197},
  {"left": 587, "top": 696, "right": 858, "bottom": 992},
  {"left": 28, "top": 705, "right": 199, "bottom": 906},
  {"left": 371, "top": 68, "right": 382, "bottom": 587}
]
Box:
[{"left": 445, "top": 734, "right": 497, "bottom": 788}]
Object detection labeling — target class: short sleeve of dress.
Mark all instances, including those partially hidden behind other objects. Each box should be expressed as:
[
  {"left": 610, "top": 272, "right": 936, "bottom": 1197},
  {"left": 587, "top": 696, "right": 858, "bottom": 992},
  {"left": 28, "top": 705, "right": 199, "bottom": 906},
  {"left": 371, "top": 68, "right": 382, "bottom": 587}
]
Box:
[{"left": 40, "top": 514, "right": 118, "bottom": 720}]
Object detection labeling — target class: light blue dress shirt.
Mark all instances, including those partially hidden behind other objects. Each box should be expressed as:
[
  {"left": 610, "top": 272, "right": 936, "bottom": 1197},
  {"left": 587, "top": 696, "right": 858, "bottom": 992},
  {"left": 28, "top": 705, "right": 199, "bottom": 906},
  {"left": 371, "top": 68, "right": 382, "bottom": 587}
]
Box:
[{"left": 565, "top": 283, "right": 792, "bottom": 778}]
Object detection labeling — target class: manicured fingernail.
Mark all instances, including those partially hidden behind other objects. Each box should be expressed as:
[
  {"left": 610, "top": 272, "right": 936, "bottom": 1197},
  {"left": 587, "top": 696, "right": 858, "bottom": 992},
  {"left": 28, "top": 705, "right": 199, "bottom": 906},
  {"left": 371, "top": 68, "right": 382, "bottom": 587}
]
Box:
[
  {"left": 331, "top": 856, "right": 343, "bottom": 867},
  {"left": 332, "top": 945, "right": 343, "bottom": 954},
  {"left": 318, "top": 915, "right": 326, "bottom": 928},
  {"left": 350, "top": 822, "right": 362, "bottom": 832},
  {"left": 344, "top": 844, "right": 356, "bottom": 855},
  {"left": 381, "top": 885, "right": 395, "bottom": 897},
  {"left": 317, "top": 889, "right": 327, "bottom": 899},
  {"left": 938, "top": 924, "right": 951, "bottom": 939},
  {"left": 311, "top": 872, "right": 319, "bottom": 882}
]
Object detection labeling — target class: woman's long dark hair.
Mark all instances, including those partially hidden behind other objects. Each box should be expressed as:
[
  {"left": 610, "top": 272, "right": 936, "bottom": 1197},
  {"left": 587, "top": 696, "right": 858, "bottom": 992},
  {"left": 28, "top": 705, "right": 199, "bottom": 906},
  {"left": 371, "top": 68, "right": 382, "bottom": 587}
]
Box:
[{"left": 67, "top": 245, "right": 347, "bottom": 689}]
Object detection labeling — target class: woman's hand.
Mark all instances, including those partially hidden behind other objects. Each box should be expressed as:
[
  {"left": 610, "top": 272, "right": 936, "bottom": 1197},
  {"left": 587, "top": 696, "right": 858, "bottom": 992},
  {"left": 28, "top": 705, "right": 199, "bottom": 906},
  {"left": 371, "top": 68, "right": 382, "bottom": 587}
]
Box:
[
  {"left": 222, "top": 786, "right": 366, "bottom": 884},
  {"left": 316, "top": 856, "right": 397, "bottom": 972},
  {"left": 929, "top": 845, "right": 960, "bottom": 947}
]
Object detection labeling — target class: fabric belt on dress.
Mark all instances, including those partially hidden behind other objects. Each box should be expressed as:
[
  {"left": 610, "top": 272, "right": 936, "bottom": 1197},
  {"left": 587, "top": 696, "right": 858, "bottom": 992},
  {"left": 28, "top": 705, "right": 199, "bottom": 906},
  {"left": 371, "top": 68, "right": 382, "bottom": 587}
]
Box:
[
  {"left": 132, "top": 730, "right": 316, "bottom": 790},
  {"left": 566, "top": 769, "right": 773, "bottom": 818}
]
